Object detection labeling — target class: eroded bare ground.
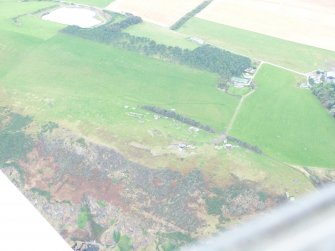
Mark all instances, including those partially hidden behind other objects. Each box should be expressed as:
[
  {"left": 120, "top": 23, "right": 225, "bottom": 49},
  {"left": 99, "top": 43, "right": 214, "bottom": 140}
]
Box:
[{"left": 1, "top": 109, "right": 286, "bottom": 250}]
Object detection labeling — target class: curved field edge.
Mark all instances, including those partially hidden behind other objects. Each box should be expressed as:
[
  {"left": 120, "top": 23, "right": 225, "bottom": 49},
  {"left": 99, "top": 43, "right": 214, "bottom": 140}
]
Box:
[
  {"left": 0, "top": 1, "right": 65, "bottom": 39},
  {"left": 230, "top": 64, "right": 335, "bottom": 168},
  {"left": 178, "top": 18, "right": 335, "bottom": 73}
]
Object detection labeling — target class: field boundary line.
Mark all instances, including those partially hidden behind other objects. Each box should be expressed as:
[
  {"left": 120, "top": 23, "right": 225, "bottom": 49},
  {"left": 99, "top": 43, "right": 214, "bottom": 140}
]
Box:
[{"left": 262, "top": 61, "right": 307, "bottom": 76}]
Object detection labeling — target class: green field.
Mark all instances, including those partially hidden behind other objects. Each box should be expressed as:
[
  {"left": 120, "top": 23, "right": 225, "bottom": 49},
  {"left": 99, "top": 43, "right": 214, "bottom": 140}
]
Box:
[
  {"left": 64, "top": 0, "right": 112, "bottom": 7},
  {"left": 126, "top": 22, "right": 199, "bottom": 49},
  {"left": 179, "top": 18, "right": 335, "bottom": 72},
  {"left": 0, "top": 31, "right": 239, "bottom": 143},
  {"left": 0, "top": 1, "right": 238, "bottom": 136},
  {"left": 230, "top": 64, "right": 335, "bottom": 167},
  {"left": 0, "top": 1, "right": 64, "bottom": 39}
]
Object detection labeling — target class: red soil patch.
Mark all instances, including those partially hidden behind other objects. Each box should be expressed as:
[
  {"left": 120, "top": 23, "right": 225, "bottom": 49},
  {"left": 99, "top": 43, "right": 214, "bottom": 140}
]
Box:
[
  {"left": 19, "top": 148, "right": 59, "bottom": 191},
  {"left": 52, "top": 171, "right": 127, "bottom": 210}
]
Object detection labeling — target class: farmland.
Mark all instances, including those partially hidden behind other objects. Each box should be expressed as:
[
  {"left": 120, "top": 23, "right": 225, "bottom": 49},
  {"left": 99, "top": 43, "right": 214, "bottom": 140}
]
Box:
[
  {"left": 0, "top": 1, "right": 64, "bottom": 39},
  {"left": 68, "top": 0, "right": 112, "bottom": 7},
  {"left": 106, "top": 0, "right": 204, "bottom": 27},
  {"left": 179, "top": 18, "right": 335, "bottom": 72},
  {"left": 197, "top": 0, "right": 335, "bottom": 52},
  {"left": 1, "top": 0, "right": 334, "bottom": 250},
  {"left": 230, "top": 64, "right": 335, "bottom": 167},
  {"left": 0, "top": 32, "right": 240, "bottom": 143}
]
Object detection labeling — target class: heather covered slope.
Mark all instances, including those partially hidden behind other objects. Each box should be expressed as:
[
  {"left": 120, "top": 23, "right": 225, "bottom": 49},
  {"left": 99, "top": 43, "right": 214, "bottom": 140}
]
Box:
[{"left": 0, "top": 109, "right": 314, "bottom": 250}]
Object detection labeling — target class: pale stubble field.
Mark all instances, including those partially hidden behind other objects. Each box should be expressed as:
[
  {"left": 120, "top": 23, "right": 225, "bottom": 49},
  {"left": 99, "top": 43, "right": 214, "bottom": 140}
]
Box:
[
  {"left": 197, "top": 0, "right": 335, "bottom": 52},
  {"left": 106, "top": 0, "right": 204, "bottom": 27}
]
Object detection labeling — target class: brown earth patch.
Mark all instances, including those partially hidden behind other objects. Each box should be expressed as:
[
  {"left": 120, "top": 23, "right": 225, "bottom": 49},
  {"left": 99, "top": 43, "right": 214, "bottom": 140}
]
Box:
[
  {"left": 52, "top": 172, "right": 126, "bottom": 210},
  {"left": 19, "top": 148, "right": 58, "bottom": 190}
]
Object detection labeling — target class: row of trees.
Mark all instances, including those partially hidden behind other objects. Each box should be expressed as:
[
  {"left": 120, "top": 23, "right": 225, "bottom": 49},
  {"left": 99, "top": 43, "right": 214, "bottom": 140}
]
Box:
[
  {"left": 181, "top": 45, "right": 251, "bottom": 78},
  {"left": 62, "top": 14, "right": 142, "bottom": 42},
  {"left": 170, "top": 0, "right": 213, "bottom": 30},
  {"left": 108, "top": 15, "right": 142, "bottom": 32},
  {"left": 63, "top": 20, "right": 251, "bottom": 79},
  {"left": 227, "top": 136, "right": 263, "bottom": 154},
  {"left": 142, "top": 105, "right": 216, "bottom": 133},
  {"left": 312, "top": 83, "right": 335, "bottom": 118}
]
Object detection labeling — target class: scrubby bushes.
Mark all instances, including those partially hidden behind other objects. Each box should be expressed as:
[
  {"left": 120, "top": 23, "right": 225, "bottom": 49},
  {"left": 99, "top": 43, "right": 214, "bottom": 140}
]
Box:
[
  {"left": 108, "top": 15, "right": 143, "bottom": 32},
  {"left": 157, "top": 232, "right": 194, "bottom": 251},
  {"left": 142, "top": 105, "right": 216, "bottom": 133},
  {"left": 0, "top": 111, "right": 33, "bottom": 165},
  {"left": 312, "top": 83, "right": 335, "bottom": 118},
  {"left": 205, "top": 196, "right": 223, "bottom": 215}
]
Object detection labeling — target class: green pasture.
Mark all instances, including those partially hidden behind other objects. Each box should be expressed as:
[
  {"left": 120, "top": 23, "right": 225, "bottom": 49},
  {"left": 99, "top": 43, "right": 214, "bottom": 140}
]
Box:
[
  {"left": 0, "top": 32, "right": 239, "bottom": 144},
  {"left": 0, "top": 0, "right": 323, "bottom": 195},
  {"left": 230, "top": 64, "right": 335, "bottom": 167},
  {"left": 68, "top": 0, "right": 112, "bottom": 7},
  {"left": 0, "top": 0, "right": 63, "bottom": 39}
]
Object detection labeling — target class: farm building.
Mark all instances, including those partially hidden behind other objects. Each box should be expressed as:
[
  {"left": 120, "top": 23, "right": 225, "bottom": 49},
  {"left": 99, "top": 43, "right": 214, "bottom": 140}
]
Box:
[
  {"left": 244, "top": 67, "right": 256, "bottom": 74},
  {"left": 243, "top": 72, "right": 253, "bottom": 79},
  {"left": 327, "top": 71, "right": 335, "bottom": 78},
  {"left": 308, "top": 70, "right": 326, "bottom": 84},
  {"left": 299, "top": 82, "right": 311, "bottom": 89},
  {"left": 231, "top": 77, "right": 250, "bottom": 88},
  {"left": 189, "top": 36, "right": 205, "bottom": 45},
  {"left": 326, "top": 71, "right": 335, "bottom": 83}
]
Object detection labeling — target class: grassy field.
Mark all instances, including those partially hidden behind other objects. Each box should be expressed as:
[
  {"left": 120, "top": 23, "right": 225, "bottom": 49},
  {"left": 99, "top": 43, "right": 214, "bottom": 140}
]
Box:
[
  {"left": 0, "top": 32, "right": 239, "bottom": 143},
  {"left": 216, "top": 148, "right": 314, "bottom": 195},
  {"left": 0, "top": 0, "right": 317, "bottom": 198},
  {"left": 179, "top": 18, "right": 335, "bottom": 72},
  {"left": 0, "top": 1, "right": 55, "bottom": 20},
  {"left": 0, "top": 30, "right": 41, "bottom": 78},
  {"left": 67, "top": 0, "right": 113, "bottom": 7},
  {"left": 0, "top": 1, "right": 64, "bottom": 39},
  {"left": 126, "top": 22, "right": 198, "bottom": 49},
  {"left": 9, "top": 14, "right": 64, "bottom": 40},
  {"left": 230, "top": 64, "right": 335, "bottom": 167}
]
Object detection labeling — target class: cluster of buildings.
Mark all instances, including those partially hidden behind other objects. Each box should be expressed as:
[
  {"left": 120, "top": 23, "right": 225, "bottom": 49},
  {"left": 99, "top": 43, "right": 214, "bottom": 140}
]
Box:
[
  {"left": 302, "top": 70, "right": 335, "bottom": 88},
  {"left": 230, "top": 67, "right": 256, "bottom": 88}
]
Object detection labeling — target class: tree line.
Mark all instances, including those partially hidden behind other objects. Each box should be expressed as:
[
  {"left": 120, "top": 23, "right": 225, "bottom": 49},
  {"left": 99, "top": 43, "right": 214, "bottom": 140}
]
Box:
[
  {"left": 311, "top": 82, "right": 335, "bottom": 118},
  {"left": 170, "top": 0, "right": 213, "bottom": 30},
  {"left": 227, "top": 136, "right": 263, "bottom": 154},
  {"left": 142, "top": 105, "right": 216, "bottom": 133},
  {"left": 62, "top": 15, "right": 251, "bottom": 80}
]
